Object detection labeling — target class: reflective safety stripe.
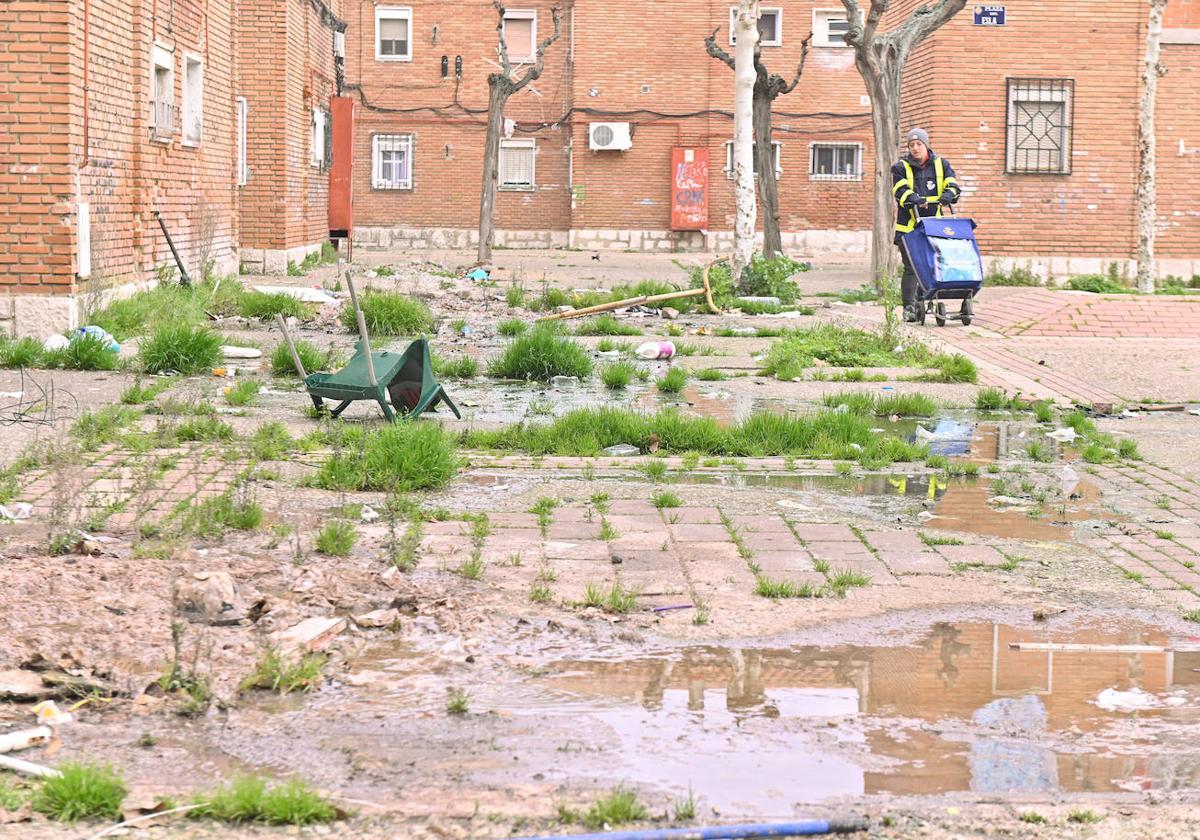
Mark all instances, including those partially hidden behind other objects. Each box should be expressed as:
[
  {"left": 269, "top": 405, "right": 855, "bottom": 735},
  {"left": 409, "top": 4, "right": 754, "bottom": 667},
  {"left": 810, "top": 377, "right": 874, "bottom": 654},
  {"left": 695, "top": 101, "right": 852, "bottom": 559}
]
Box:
[
  {"left": 934, "top": 157, "right": 946, "bottom": 218},
  {"left": 892, "top": 179, "right": 908, "bottom": 195},
  {"left": 895, "top": 160, "right": 918, "bottom": 233}
]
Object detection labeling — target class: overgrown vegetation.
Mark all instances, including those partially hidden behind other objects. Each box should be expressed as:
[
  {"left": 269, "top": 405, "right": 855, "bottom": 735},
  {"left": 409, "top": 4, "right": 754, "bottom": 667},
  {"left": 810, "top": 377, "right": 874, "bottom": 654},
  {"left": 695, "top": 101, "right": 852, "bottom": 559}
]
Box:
[
  {"left": 32, "top": 762, "right": 127, "bottom": 822},
  {"left": 140, "top": 324, "right": 223, "bottom": 374},
  {"left": 270, "top": 340, "right": 340, "bottom": 377},
  {"left": 314, "top": 422, "right": 458, "bottom": 491},
  {"left": 488, "top": 324, "right": 592, "bottom": 382},
  {"left": 342, "top": 288, "right": 433, "bottom": 335},
  {"left": 583, "top": 786, "right": 649, "bottom": 829},
  {"left": 822, "top": 391, "right": 937, "bottom": 417},
  {"left": 315, "top": 520, "right": 357, "bottom": 556},
  {"left": 984, "top": 262, "right": 1041, "bottom": 287},
  {"left": 656, "top": 367, "right": 688, "bottom": 394},
  {"left": 574, "top": 314, "right": 643, "bottom": 336},
  {"left": 760, "top": 325, "right": 966, "bottom": 382},
  {"left": 240, "top": 649, "right": 326, "bottom": 695},
  {"left": 431, "top": 353, "right": 479, "bottom": 379},
  {"left": 190, "top": 776, "right": 337, "bottom": 826},
  {"left": 601, "top": 362, "right": 636, "bottom": 390}
]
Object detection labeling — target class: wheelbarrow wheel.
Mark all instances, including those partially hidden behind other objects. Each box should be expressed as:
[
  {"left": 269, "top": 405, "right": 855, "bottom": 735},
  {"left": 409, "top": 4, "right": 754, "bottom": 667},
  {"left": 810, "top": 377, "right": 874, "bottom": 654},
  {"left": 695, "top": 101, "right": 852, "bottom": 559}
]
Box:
[
  {"left": 935, "top": 302, "right": 947, "bottom": 327},
  {"left": 917, "top": 300, "right": 928, "bottom": 326},
  {"left": 960, "top": 298, "right": 974, "bottom": 326}
]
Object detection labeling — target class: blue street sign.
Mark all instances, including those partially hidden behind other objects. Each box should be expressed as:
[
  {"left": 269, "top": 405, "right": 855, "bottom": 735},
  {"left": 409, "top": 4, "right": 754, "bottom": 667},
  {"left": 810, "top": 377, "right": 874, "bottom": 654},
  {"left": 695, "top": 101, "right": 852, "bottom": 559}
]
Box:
[{"left": 973, "top": 5, "right": 1006, "bottom": 26}]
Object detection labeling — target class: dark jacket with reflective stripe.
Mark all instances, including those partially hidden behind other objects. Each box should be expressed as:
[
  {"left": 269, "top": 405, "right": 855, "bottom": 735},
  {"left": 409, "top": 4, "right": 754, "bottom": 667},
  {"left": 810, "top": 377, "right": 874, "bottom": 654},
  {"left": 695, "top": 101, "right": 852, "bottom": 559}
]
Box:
[{"left": 891, "top": 152, "right": 961, "bottom": 244}]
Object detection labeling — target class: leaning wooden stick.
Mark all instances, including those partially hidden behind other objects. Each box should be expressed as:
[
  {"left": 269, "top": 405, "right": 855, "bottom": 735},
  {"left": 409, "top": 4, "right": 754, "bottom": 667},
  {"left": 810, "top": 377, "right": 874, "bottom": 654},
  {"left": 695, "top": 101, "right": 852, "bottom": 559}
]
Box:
[
  {"left": 274, "top": 314, "right": 309, "bottom": 380},
  {"left": 538, "top": 257, "right": 721, "bottom": 321},
  {"left": 343, "top": 271, "right": 378, "bottom": 387}
]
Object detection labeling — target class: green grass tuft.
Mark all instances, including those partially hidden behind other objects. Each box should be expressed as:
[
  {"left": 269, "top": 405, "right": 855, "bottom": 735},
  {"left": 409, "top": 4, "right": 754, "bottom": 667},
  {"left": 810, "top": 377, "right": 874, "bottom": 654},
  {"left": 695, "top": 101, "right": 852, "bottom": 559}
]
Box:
[
  {"left": 342, "top": 288, "right": 433, "bottom": 335},
  {"left": 498, "top": 318, "right": 527, "bottom": 336},
  {"left": 139, "top": 324, "right": 223, "bottom": 374},
  {"left": 315, "top": 423, "right": 458, "bottom": 491},
  {"left": 584, "top": 786, "right": 648, "bottom": 830},
  {"left": 695, "top": 368, "right": 727, "bottom": 381},
  {"left": 270, "top": 339, "right": 340, "bottom": 377},
  {"left": 446, "top": 688, "right": 471, "bottom": 715},
  {"left": 32, "top": 762, "right": 127, "bottom": 823},
  {"left": 574, "top": 314, "right": 643, "bottom": 336},
  {"left": 974, "top": 387, "right": 1009, "bottom": 411},
  {"left": 657, "top": 367, "right": 688, "bottom": 394},
  {"left": 652, "top": 490, "right": 682, "bottom": 509},
  {"left": 238, "top": 291, "right": 314, "bottom": 321},
  {"left": 432, "top": 353, "right": 479, "bottom": 379},
  {"left": 601, "top": 362, "right": 636, "bottom": 390},
  {"left": 240, "top": 649, "right": 326, "bottom": 694},
  {"left": 120, "top": 379, "right": 170, "bottom": 405},
  {"left": 489, "top": 324, "right": 592, "bottom": 382},
  {"left": 225, "top": 379, "right": 261, "bottom": 407},
  {"left": 315, "top": 520, "right": 356, "bottom": 556},
  {"left": 755, "top": 577, "right": 821, "bottom": 598},
  {"left": 1067, "top": 809, "right": 1102, "bottom": 824},
  {"left": 191, "top": 776, "right": 336, "bottom": 826}
]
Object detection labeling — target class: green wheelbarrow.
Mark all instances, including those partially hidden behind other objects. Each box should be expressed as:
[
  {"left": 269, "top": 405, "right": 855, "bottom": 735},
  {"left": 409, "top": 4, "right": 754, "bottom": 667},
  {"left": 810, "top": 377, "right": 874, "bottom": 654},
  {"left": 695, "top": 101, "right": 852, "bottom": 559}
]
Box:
[{"left": 274, "top": 274, "right": 462, "bottom": 423}]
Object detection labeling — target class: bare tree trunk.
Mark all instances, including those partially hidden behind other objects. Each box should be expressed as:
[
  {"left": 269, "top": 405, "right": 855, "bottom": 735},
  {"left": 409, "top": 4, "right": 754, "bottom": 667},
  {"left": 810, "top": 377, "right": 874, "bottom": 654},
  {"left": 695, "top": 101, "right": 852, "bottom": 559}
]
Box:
[
  {"left": 477, "top": 83, "right": 509, "bottom": 264},
  {"left": 841, "top": 0, "right": 968, "bottom": 284},
  {"left": 1137, "top": 0, "right": 1168, "bottom": 294},
  {"left": 753, "top": 95, "right": 782, "bottom": 259},
  {"left": 732, "top": 0, "right": 759, "bottom": 284}
]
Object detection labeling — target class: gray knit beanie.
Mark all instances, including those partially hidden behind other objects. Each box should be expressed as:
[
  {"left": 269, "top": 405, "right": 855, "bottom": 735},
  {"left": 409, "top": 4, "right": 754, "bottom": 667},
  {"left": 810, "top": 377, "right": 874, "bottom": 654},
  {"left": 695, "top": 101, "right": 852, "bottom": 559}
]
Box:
[{"left": 906, "top": 127, "right": 930, "bottom": 147}]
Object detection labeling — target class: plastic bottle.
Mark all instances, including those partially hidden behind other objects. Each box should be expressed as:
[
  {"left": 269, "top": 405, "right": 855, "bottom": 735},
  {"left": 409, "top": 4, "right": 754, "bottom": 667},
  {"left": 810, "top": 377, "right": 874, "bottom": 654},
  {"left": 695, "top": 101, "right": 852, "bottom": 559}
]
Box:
[{"left": 635, "top": 341, "right": 676, "bottom": 360}]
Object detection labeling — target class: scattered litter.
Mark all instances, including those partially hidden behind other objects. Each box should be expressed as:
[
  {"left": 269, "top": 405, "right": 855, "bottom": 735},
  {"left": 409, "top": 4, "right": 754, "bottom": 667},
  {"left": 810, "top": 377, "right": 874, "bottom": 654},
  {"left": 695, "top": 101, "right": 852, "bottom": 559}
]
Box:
[
  {"left": 602, "top": 443, "right": 640, "bottom": 457},
  {"left": 915, "top": 426, "right": 935, "bottom": 440},
  {"left": 917, "top": 511, "right": 935, "bottom": 522},
  {"left": 550, "top": 375, "right": 580, "bottom": 387},
  {"left": 457, "top": 323, "right": 474, "bottom": 336},
  {"left": 774, "top": 309, "right": 806, "bottom": 319},
  {"left": 360, "top": 504, "right": 380, "bottom": 523},
  {"left": 252, "top": 285, "right": 338, "bottom": 304},
  {"left": 460, "top": 399, "right": 479, "bottom": 407},
  {"left": 221, "top": 345, "right": 262, "bottom": 359},
  {"left": 31, "top": 700, "right": 72, "bottom": 727},
  {"left": 636, "top": 341, "right": 676, "bottom": 360},
  {"left": 596, "top": 350, "right": 622, "bottom": 359},
  {"left": 466, "top": 268, "right": 489, "bottom": 282},
  {"left": 1188, "top": 408, "right": 1200, "bottom": 416},
  {"left": 649, "top": 604, "right": 693, "bottom": 613},
  {"left": 0, "top": 753, "right": 60, "bottom": 779},
  {"left": 1058, "top": 465, "right": 1080, "bottom": 497},
  {"left": 211, "top": 367, "right": 235, "bottom": 378},
  {"left": 74, "top": 325, "right": 119, "bottom": 351},
  {"left": 1046, "top": 427, "right": 1078, "bottom": 443},
  {"left": 1095, "top": 687, "right": 1164, "bottom": 712},
  {"left": 42, "top": 334, "right": 70, "bottom": 352},
  {"left": 0, "top": 503, "right": 32, "bottom": 521},
  {"left": 1120, "top": 409, "right": 1140, "bottom": 419}
]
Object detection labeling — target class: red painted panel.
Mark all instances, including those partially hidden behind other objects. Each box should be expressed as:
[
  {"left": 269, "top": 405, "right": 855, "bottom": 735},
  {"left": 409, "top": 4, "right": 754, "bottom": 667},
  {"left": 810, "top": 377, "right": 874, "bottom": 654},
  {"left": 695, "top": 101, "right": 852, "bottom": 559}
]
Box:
[
  {"left": 328, "top": 96, "right": 354, "bottom": 234},
  {"left": 670, "top": 147, "right": 708, "bottom": 231}
]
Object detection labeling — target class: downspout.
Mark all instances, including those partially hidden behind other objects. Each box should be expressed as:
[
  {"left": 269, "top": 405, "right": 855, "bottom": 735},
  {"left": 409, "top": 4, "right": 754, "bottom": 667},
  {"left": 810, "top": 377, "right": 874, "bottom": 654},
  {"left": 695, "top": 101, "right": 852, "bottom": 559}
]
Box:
[{"left": 82, "top": 0, "right": 90, "bottom": 165}]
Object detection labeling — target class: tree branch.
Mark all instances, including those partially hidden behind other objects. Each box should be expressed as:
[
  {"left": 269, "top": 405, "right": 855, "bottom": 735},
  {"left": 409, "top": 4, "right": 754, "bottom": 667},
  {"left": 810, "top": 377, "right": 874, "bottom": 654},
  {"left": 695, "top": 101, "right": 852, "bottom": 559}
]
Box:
[
  {"left": 704, "top": 27, "right": 736, "bottom": 69},
  {"left": 512, "top": 5, "right": 562, "bottom": 90},
  {"left": 493, "top": 1, "right": 510, "bottom": 75},
  {"left": 778, "top": 32, "right": 812, "bottom": 94},
  {"left": 841, "top": 0, "right": 865, "bottom": 47},
  {"left": 896, "top": 0, "right": 967, "bottom": 48},
  {"left": 863, "top": 0, "right": 888, "bottom": 44}
]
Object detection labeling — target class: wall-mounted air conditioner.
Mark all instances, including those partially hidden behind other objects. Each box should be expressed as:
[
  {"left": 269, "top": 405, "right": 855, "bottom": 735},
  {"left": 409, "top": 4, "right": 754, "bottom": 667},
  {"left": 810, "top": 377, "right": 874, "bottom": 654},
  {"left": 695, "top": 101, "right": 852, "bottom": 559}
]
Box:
[{"left": 589, "top": 122, "right": 632, "bottom": 151}]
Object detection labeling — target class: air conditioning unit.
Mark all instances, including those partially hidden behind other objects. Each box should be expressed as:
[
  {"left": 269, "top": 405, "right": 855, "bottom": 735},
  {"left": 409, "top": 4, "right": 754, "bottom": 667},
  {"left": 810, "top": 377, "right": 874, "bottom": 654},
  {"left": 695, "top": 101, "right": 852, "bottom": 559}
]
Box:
[
  {"left": 333, "top": 31, "right": 345, "bottom": 58},
  {"left": 589, "top": 122, "right": 632, "bottom": 151}
]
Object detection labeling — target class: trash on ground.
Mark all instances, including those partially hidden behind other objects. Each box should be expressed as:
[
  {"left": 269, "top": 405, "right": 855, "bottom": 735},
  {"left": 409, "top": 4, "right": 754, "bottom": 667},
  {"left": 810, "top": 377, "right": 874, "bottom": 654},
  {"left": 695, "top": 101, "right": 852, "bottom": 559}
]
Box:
[
  {"left": 252, "top": 285, "right": 339, "bottom": 304},
  {"left": 360, "top": 504, "right": 380, "bottom": 523},
  {"left": 466, "top": 268, "right": 489, "bottom": 282},
  {"left": 550, "top": 376, "right": 580, "bottom": 387},
  {"left": 42, "top": 334, "right": 70, "bottom": 351},
  {"left": 636, "top": 341, "right": 676, "bottom": 360},
  {"left": 1046, "top": 427, "right": 1078, "bottom": 442},
  {"left": 31, "top": 700, "right": 73, "bottom": 726},
  {"left": 602, "top": 443, "right": 640, "bottom": 457},
  {"left": 74, "top": 325, "right": 120, "bottom": 351},
  {"left": 1094, "top": 687, "right": 1171, "bottom": 712},
  {"left": 221, "top": 345, "right": 263, "bottom": 359},
  {"left": 0, "top": 503, "right": 32, "bottom": 521},
  {"left": 0, "top": 727, "right": 53, "bottom": 755}
]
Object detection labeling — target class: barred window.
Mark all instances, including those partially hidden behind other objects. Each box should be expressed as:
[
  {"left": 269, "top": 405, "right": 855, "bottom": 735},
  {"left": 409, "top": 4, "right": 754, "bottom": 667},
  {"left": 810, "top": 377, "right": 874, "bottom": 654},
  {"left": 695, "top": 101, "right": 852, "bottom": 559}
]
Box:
[
  {"left": 809, "top": 142, "right": 862, "bottom": 180},
  {"left": 1006, "top": 78, "right": 1074, "bottom": 175},
  {"left": 372, "top": 134, "right": 413, "bottom": 189},
  {"left": 499, "top": 139, "right": 535, "bottom": 190}
]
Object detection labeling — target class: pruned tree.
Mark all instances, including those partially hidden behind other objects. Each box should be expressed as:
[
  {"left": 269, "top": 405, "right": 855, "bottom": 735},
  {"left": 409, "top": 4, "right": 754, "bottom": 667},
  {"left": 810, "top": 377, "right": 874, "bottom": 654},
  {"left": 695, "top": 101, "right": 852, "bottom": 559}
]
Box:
[
  {"left": 730, "top": 0, "right": 759, "bottom": 283},
  {"left": 840, "top": 0, "right": 968, "bottom": 281},
  {"left": 1137, "top": 0, "right": 1169, "bottom": 294},
  {"left": 477, "top": 3, "right": 562, "bottom": 264},
  {"left": 706, "top": 27, "right": 811, "bottom": 260}
]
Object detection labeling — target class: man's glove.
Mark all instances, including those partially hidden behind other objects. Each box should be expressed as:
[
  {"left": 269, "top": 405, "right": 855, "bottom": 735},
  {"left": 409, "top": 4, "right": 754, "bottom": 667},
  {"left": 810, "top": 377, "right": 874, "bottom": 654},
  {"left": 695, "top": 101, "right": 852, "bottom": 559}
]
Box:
[{"left": 939, "top": 193, "right": 958, "bottom": 206}]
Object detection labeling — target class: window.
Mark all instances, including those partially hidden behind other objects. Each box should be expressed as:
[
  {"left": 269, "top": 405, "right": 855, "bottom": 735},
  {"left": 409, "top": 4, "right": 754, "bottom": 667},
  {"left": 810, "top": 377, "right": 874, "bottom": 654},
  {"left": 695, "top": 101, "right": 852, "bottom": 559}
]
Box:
[
  {"left": 813, "top": 9, "right": 852, "bottom": 47},
  {"left": 809, "top": 142, "right": 862, "bottom": 180},
  {"left": 502, "top": 10, "right": 537, "bottom": 62},
  {"left": 724, "top": 140, "right": 782, "bottom": 180},
  {"left": 182, "top": 54, "right": 203, "bottom": 146},
  {"left": 499, "top": 139, "right": 535, "bottom": 190},
  {"left": 376, "top": 7, "right": 412, "bottom": 61},
  {"left": 728, "top": 6, "right": 783, "bottom": 46},
  {"left": 236, "top": 97, "right": 248, "bottom": 186},
  {"left": 149, "top": 44, "right": 174, "bottom": 141},
  {"left": 372, "top": 134, "right": 413, "bottom": 189},
  {"left": 1006, "top": 78, "right": 1074, "bottom": 174},
  {"left": 311, "top": 108, "right": 327, "bottom": 168}
]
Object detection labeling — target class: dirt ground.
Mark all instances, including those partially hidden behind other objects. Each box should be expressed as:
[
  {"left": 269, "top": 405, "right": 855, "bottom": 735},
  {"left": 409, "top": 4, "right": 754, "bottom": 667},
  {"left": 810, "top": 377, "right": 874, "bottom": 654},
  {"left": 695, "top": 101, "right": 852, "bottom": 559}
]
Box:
[{"left": 2, "top": 251, "right": 1200, "bottom": 839}]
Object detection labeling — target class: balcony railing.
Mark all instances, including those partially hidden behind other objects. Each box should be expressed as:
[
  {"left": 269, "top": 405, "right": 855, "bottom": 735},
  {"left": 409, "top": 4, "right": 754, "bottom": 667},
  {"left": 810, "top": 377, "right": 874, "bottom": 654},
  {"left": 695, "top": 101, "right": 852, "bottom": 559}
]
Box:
[{"left": 149, "top": 100, "right": 177, "bottom": 141}]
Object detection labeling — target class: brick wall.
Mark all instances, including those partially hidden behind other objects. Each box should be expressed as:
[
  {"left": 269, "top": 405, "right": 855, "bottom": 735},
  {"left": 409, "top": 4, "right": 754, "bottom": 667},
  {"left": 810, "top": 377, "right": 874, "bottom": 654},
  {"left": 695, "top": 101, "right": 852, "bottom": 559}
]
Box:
[{"left": 0, "top": 2, "right": 75, "bottom": 294}]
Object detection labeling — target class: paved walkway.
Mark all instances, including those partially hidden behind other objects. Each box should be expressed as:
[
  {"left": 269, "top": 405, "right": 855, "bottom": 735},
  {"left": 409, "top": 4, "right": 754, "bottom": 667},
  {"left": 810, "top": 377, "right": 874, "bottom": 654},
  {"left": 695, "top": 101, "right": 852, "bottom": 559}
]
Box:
[{"left": 974, "top": 288, "right": 1200, "bottom": 338}]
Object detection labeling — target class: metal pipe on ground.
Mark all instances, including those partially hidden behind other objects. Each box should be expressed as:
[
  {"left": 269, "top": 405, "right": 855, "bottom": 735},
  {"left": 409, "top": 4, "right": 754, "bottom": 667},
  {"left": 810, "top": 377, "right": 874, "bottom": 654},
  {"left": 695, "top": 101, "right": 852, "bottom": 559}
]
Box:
[{"left": 509, "top": 818, "right": 869, "bottom": 840}]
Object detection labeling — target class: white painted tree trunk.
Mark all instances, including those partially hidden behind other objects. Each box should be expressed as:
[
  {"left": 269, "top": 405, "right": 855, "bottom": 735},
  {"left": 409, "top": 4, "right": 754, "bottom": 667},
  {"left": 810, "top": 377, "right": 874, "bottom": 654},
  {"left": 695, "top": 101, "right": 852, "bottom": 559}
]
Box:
[
  {"left": 731, "top": 0, "right": 759, "bottom": 285},
  {"left": 1137, "top": 0, "right": 1168, "bottom": 294}
]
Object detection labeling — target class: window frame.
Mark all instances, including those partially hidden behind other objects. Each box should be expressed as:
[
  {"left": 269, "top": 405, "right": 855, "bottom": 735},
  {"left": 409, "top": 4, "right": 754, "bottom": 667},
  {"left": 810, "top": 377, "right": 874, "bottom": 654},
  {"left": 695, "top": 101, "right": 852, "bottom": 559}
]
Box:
[
  {"left": 236, "top": 96, "right": 248, "bottom": 186},
  {"left": 498, "top": 138, "right": 536, "bottom": 191},
  {"left": 808, "top": 141, "right": 863, "bottom": 181},
  {"left": 502, "top": 9, "right": 538, "bottom": 62},
  {"left": 1005, "top": 77, "right": 1074, "bottom": 176},
  {"left": 310, "top": 107, "right": 327, "bottom": 169},
  {"left": 724, "top": 139, "right": 782, "bottom": 180},
  {"left": 375, "top": 6, "right": 413, "bottom": 62},
  {"left": 812, "top": 9, "right": 852, "bottom": 48},
  {"left": 181, "top": 52, "right": 204, "bottom": 147},
  {"left": 149, "top": 43, "right": 175, "bottom": 143},
  {"left": 728, "top": 6, "right": 783, "bottom": 47},
  {"left": 372, "top": 133, "right": 415, "bottom": 190}
]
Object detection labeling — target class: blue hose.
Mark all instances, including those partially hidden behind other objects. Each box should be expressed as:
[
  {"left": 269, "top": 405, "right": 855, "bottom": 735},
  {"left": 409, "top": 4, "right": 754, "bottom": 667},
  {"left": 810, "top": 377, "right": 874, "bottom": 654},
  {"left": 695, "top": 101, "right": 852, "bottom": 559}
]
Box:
[{"left": 510, "top": 818, "right": 868, "bottom": 839}]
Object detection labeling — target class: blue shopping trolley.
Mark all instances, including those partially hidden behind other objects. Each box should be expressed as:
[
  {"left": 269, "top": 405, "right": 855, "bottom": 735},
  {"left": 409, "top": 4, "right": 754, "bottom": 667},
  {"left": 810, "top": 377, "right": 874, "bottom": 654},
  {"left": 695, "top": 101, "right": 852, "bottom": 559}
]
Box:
[{"left": 901, "top": 215, "right": 983, "bottom": 326}]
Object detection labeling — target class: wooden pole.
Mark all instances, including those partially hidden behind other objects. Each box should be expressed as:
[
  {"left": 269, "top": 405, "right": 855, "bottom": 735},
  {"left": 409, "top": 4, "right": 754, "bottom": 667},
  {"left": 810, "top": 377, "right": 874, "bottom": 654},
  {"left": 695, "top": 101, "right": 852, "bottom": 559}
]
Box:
[
  {"left": 274, "top": 314, "right": 309, "bottom": 380},
  {"left": 344, "top": 271, "right": 377, "bottom": 387},
  {"left": 538, "top": 259, "right": 720, "bottom": 322}
]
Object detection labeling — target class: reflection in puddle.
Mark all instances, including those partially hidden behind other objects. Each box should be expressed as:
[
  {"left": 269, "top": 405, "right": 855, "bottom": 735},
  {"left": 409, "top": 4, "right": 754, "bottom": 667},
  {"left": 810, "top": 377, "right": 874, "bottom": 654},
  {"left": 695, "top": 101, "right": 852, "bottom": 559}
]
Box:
[{"left": 516, "top": 621, "right": 1200, "bottom": 809}]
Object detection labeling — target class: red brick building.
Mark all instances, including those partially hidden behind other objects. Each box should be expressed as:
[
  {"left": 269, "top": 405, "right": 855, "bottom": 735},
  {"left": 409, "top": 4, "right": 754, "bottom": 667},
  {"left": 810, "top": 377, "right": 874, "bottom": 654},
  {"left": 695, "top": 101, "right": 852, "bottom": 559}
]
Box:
[
  {"left": 2, "top": 1, "right": 1198, "bottom": 335},
  {"left": 0, "top": 0, "right": 343, "bottom": 336}
]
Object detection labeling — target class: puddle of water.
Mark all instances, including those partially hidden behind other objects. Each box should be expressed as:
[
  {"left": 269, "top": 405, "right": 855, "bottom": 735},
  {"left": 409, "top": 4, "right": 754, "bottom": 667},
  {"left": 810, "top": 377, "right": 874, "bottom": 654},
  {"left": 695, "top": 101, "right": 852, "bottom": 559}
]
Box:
[
  {"left": 675, "top": 470, "right": 962, "bottom": 500},
  {"left": 491, "top": 620, "right": 1200, "bottom": 809}
]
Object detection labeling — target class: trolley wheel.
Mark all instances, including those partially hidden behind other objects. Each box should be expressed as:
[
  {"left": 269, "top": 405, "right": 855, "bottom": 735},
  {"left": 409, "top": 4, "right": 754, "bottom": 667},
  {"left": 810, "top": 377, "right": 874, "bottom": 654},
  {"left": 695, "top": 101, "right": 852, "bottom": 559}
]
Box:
[
  {"left": 917, "top": 301, "right": 928, "bottom": 326},
  {"left": 935, "top": 302, "right": 947, "bottom": 327},
  {"left": 960, "top": 298, "right": 974, "bottom": 326}
]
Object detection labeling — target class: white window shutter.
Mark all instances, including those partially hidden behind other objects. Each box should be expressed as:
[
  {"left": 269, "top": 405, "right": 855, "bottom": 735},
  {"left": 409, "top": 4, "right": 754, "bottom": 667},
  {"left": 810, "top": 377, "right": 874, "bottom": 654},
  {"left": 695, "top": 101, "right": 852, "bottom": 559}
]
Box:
[{"left": 372, "top": 136, "right": 381, "bottom": 187}]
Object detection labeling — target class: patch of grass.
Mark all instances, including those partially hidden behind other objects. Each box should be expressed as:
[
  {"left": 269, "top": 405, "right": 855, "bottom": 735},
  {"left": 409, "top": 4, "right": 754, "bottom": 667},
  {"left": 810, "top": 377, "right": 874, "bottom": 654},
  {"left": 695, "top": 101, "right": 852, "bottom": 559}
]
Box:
[
  {"left": 652, "top": 490, "right": 682, "bottom": 509},
  {"left": 1026, "top": 441, "right": 1054, "bottom": 463},
  {"left": 140, "top": 324, "right": 223, "bottom": 374},
  {"left": 1081, "top": 442, "right": 1115, "bottom": 464},
  {"left": 643, "top": 459, "right": 668, "bottom": 482},
  {"left": 755, "top": 577, "right": 821, "bottom": 598},
  {"left": 1031, "top": 400, "right": 1055, "bottom": 423},
  {"left": 489, "top": 324, "right": 592, "bottom": 382},
  {"left": 342, "top": 288, "right": 433, "bottom": 335},
  {"left": 1156, "top": 495, "right": 1172, "bottom": 510},
  {"left": 176, "top": 416, "right": 234, "bottom": 442},
  {"left": 240, "top": 649, "right": 326, "bottom": 694},
  {"left": 985, "top": 263, "right": 1041, "bottom": 287},
  {"left": 762, "top": 324, "right": 936, "bottom": 381},
  {"left": 51, "top": 333, "right": 120, "bottom": 371},
  {"left": 876, "top": 394, "right": 938, "bottom": 417},
  {"left": 498, "top": 318, "right": 526, "bottom": 336},
  {"left": 974, "top": 388, "right": 1009, "bottom": 411},
  {"left": 1118, "top": 438, "right": 1140, "bottom": 460},
  {"left": 314, "top": 423, "right": 458, "bottom": 491},
  {"left": 1018, "top": 811, "right": 1046, "bottom": 823},
  {"left": 315, "top": 520, "right": 356, "bottom": 556},
  {"left": 0, "top": 335, "right": 48, "bottom": 367},
  {"left": 596, "top": 337, "right": 633, "bottom": 353},
  {"left": 920, "top": 532, "right": 963, "bottom": 546},
  {"left": 250, "top": 422, "right": 294, "bottom": 461},
  {"left": 225, "top": 379, "right": 262, "bottom": 407},
  {"left": 120, "top": 379, "right": 170, "bottom": 405},
  {"left": 575, "top": 314, "right": 642, "bottom": 336},
  {"left": 506, "top": 286, "right": 525, "bottom": 308},
  {"left": 190, "top": 776, "right": 336, "bottom": 826},
  {"left": 921, "top": 353, "right": 978, "bottom": 384},
  {"left": 1154, "top": 530, "right": 1175, "bottom": 541},
  {"left": 583, "top": 786, "right": 649, "bottom": 830},
  {"left": 657, "top": 367, "right": 688, "bottom": 394},
  {"left": 1183, "top": 609, "right": 1200, "bottom": 623},
  {"left": 828, "top": 568, "right": 871, "bottom": 596},
  {"left": 432, "top": 354, "right": 479, "bottom": 379},
  {"left": 672, "top": 788, "right": 697, "bottom": 821},
  {"left": 176, "top": 490, "right": 263, "bottom": 537},
  {"left": 530, "top": 584, "right": 553, "bottom": 603},
  {"left": 73, "top": 405, "right": 139, "bottom": 451},
  {"left": 457, "top": 553, "right": 485, "bottom": 580},
  {"left": 238, "top": 290, "right": 314, "bottom": 321},
  {"left": 31, "top": 762, "right": 127, "bottom": 822},
  {"left": 1068, "top": 274, "right": 1131, "bottom": 294},
  {"left": 1067, "top": 809, "right": 1102, "bottom": 824},
  {"left": 602, "top": 362, "right": 636, "bottom": 390},
  {"left": 695, "top": 368, "right": 727, "bottom": 381},
  {"left": 270, "top": 339, "right": 339, "bottom": 376},
  {"left": 583, "top": 582, "right": 637, "bottom": 613},
  {"left": 446, "top": 688, "right": 471, "bottom": 715}
]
